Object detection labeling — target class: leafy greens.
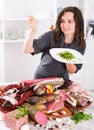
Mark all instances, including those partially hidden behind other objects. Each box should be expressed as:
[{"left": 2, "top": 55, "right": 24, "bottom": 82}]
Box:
[{"left": 70, "top": 111, "right": 92, "bottom": 124}]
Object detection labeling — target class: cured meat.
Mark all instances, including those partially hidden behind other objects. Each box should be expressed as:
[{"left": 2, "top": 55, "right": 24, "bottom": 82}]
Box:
[
  {"left": 46, "top": 96, "right": 65, "bottom": 113},
  {"left": 65, "top": 82, "right": 93, "bottom": 107},
  {"left": 0, "top": 82, "right": 21, "bottom": 92},
  {"left": 27, "top": 94, "right": 56, "bottom": 105},
  {"left": 0, "top": 84, "right": 33, "bottom": 109},
  {"left": 0, "top": 78, "right": 93, "bottom": 129},
  {"left": 22, "top": 103, "right": 48, "bottom": 125},
  {"left": 67, "top": 82, "right": 82, "bottom": 92},
  {"left": 33, "top": 84, "right": 55, "bottom": 95},
  {"left": 4, "top": 109, "right": 28, "bottom": 130},
  {"left": 46, "top": 90, "right": 66, "bottom": 113},
  {"left": 20, "top": 77, "right": 64, "bottom": 87},
  {"left": 0, "top": 78, "right": 64, "bottom": 110}
]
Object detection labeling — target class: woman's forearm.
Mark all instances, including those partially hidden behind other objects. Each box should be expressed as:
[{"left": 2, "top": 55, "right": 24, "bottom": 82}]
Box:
[
  {"left": 66, "top": 63, "right": 77, "bottom": 74},
  {"left": 23, "top": 16, "right": 37, "bottom": 54},
  {"left": 23, "top": 30, "right": 36, "bottom": 53}
]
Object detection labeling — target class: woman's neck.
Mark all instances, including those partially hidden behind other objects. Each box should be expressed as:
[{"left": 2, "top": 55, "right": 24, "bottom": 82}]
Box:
[{"left": 64, "top": 34, "right": 74, "bottom": 44}]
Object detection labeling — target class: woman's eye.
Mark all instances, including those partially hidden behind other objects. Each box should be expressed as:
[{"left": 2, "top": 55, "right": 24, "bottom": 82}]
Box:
[{"left": 68, "top": 20, "right": 73, "bottom": 23}]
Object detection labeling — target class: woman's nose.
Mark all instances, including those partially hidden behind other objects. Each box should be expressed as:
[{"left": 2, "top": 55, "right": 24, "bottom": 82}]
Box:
[{"left": 63, "top": 22, "right": 69, "bottom": 28}]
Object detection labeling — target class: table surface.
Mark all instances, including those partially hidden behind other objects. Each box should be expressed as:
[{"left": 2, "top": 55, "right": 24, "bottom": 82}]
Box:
[{"left": 0, "top": 89, "right": 94, "bottom": 130}]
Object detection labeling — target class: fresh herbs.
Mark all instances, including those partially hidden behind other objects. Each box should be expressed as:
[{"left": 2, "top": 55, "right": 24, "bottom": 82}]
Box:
[
  {"left": 15, "top": 106, "right": 27, "bottom": 119},
  {"left": 70, "top": 111, "right": 92, "bottom": 124},
  {"left": 58, "top": 51, "right": 75, "bottom": 60}
]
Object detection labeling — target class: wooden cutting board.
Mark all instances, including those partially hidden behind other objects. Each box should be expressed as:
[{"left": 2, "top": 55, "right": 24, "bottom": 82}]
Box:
[{"left": 47, "top": 106, "right": 72, "bottom": 120}]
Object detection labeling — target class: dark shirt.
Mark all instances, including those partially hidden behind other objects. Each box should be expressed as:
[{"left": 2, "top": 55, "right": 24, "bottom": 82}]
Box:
[{"left": 31, "top": 30, "right": 85, "bottom": 80}]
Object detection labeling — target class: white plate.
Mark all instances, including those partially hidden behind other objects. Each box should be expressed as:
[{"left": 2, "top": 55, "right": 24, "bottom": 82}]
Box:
[{"left": 49, "top": 48, "right": 84, "bottom": 64}]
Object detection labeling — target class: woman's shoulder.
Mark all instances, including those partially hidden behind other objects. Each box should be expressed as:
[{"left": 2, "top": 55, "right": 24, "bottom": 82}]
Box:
[
  {"left": 40, "top": 30, "right": 55, "bottom": 40},
  {"left": 43, "top": 30, "right": 55, "bottom": 36}
]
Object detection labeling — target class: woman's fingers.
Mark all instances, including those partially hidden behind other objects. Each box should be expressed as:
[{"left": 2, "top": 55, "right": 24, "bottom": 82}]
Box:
[{"left": 28, "top": 16, "right": 38, "bottom": 31}]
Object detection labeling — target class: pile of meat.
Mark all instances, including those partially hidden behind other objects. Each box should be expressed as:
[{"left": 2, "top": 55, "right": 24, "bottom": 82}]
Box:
[{"left": 0, "top": 77, "right": 93, "bottom": 130}]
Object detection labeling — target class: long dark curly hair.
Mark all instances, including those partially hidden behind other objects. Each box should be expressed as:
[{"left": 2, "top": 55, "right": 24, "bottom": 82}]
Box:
[{"left": 54, "top": 6, "right": 85, "bottom": 48}]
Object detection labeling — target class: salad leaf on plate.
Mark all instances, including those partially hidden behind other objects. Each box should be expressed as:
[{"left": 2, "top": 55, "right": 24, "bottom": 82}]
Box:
[{"left": 57, "top": 51, "right": 75, "bottom": 60}]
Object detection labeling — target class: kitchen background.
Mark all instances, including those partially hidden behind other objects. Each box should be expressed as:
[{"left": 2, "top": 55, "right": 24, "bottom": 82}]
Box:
[{"left": 0, "top": 0, "right": 94, "bottom": 90}]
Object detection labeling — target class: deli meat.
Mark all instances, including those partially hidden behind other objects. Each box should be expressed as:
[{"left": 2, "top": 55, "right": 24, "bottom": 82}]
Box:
[
  {"left": 20, "top": 77, "right": 64, "bottom": 87},
  {"left": 0, "top": 78, "right": 93, "bottom": 130},
  {"left": 65, "top": 82, "right": 93, "bottom": 107},
  {"left": 4, "top": 109, "right": 28, "bottom": 130},
  {"left": 46, "top": 90, "right": 66, "bottom": 113}
]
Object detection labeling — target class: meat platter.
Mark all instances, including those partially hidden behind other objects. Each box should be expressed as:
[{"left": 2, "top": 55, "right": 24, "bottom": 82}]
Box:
[{"left": 0, "top": 77, "right": 93, "bottom": 130}]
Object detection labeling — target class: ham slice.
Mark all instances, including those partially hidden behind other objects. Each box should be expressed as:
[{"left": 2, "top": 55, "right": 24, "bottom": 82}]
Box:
[
  {"left": 19, "top": 77, "right": 64, "bottom": 86},
  {"left": 4, "top": 109, "right": 28, "bottom": 130},
  {"left": 46, "top": 96, "right": 65, "bottom": 113},
  {"left": 46, "top": 90, "right": 66, "bottom": 113}
]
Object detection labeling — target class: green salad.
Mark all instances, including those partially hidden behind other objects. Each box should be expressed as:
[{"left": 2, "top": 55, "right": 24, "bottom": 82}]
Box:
[{"left": 57, "top": 51, "right": 75, "bottom": 60}]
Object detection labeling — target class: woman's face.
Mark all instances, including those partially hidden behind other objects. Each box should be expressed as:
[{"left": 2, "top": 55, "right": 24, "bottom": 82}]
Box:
[{"left": 60, "top": 12, "right": 76, "bottom": 36}]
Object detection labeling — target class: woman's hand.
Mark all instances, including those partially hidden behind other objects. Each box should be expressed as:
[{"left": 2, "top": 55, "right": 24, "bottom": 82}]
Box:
[
  {"left": 23, "top": 16, "right": 37, "bottom": 53},
  {"left": 28, "top": 16, "right": 38, "bottom": 32},
  {"left": 66, "top": 63, "right": 77, "bottom": 74}
]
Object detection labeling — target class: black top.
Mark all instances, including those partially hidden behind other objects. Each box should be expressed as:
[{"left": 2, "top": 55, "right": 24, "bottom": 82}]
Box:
[{"left": 31, "top": 30, "right": 86, "bottom": 80}]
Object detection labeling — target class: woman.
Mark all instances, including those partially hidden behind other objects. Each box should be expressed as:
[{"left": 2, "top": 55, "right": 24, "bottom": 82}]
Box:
[{"left": 23, "top": 6, "right": 86, "bottom": 80}]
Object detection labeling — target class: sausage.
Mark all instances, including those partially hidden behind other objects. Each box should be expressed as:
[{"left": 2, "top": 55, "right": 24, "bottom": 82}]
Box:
[{"left": 22, "top": 103, "right": 48, "bottom": 125}]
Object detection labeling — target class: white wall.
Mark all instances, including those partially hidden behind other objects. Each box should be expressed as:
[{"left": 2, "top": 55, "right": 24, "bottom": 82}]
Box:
[
  {"left": 4, "top": 42, "right": 41, "bottom": 82},
  {"left": 83, "top": 39, "right": 94, "bottom": 89},
  {"left": 84, "top": 0, "right": 94, "bottom": 19},
  {"left": 57, "top": 0, "right": 79, "bottom": 8},
  {"left": 83, "top": 0, "right": 94, "bottom": 89},
  {"left": 3, "top": 0, "right": 56, "bottom": 19},
  {"left": 0, "top": 42, "right": 5, "bottom": 81}
]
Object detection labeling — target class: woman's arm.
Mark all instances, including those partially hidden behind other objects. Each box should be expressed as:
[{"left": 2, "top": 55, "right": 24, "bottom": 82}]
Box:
[
  {"left": 66, "top": 63, "right": 77, "bottom": 74},
  {"left": 23, "top": 16, "right": 37, "bottom": 53}
]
